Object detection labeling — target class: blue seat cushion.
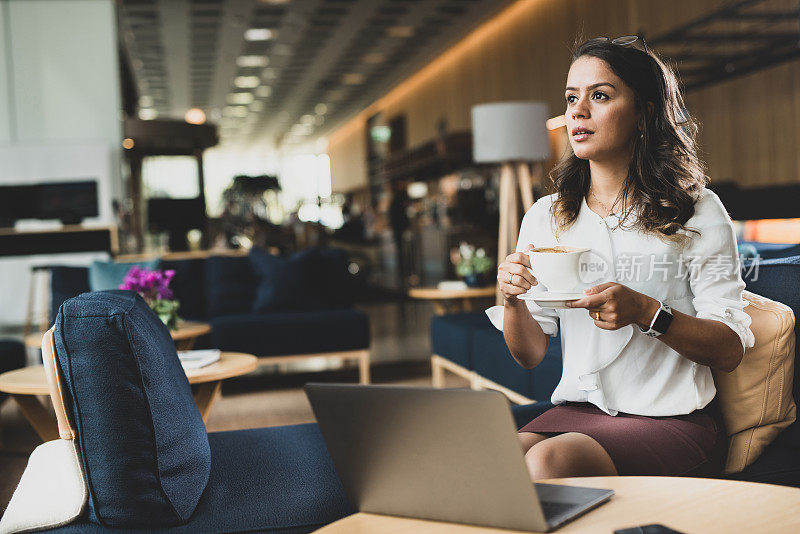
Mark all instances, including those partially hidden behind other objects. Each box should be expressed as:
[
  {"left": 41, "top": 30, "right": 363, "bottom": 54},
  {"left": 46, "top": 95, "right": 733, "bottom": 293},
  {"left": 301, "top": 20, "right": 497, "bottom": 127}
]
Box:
[
  {"left": 430, "top": 312, "right": 493, "bottom": 369},
  {"left": 210, "top": 309, "right": 370, "bottom": 356},
  {"left": 50, "top": 266, "right": 90, "bottom": 327},
  {"left": 45, "top": 424, "right": 355, "bottom": 534},
  {"left": 88, "top": 259, "right": 160, "bottom": 291},
  {"left": 161, "top": 259, "right": 207, "bottom": 321},
  {"left": 205, "top": 256, "right": 258, "bottom": 318},
  {"left": 54, "top": 290, "right": 210, "bottom": 527}
]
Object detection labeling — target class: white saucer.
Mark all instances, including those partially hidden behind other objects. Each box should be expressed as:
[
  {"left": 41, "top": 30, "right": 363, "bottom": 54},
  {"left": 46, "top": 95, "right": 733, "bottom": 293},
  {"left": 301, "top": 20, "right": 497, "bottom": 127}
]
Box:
[{"left": 518, "top": 291, "right": 586, "bottom": 308}]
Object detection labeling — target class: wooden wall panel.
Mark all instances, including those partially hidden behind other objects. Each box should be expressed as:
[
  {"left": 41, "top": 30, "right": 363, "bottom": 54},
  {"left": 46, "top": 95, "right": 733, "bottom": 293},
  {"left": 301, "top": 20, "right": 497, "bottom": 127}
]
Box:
[
  {"left": 328, "top": 0, "right": 800, "bottom": 192},
  {"left": 328, "top": 121, "right": 367, "bottom": 193}
]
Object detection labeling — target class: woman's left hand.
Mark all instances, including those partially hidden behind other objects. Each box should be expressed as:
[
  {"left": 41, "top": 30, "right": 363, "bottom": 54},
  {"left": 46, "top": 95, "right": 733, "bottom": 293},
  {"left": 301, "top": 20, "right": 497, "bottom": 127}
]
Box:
[{"left": 566, "top": 282, "right": 659, "bottom": 331}]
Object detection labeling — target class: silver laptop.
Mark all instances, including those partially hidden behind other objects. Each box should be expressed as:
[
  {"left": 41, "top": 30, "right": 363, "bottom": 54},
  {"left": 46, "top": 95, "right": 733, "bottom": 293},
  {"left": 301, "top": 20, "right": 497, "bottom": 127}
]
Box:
[{"left": 305, "top": 383, "right": 614, "bottom": 532}]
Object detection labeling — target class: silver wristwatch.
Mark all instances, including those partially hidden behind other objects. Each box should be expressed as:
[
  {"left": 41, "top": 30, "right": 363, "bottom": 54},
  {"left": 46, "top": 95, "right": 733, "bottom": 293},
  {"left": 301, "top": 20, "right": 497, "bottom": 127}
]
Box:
[{"left": 639, "top": 300, "right": 673, "bottom": 337}]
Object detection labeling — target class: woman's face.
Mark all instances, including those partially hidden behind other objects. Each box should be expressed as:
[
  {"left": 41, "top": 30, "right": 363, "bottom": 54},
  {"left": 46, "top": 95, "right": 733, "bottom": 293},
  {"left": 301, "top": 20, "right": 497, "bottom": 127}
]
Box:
[{"left": 564, "top": 56, "right": 641, "bottom": 163}]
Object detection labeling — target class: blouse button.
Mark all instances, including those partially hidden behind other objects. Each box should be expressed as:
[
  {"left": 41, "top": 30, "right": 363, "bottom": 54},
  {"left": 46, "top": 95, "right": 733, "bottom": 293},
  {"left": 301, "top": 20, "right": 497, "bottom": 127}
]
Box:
[{"left": 724, "top": 309, "right": 734, "bottom": 320}]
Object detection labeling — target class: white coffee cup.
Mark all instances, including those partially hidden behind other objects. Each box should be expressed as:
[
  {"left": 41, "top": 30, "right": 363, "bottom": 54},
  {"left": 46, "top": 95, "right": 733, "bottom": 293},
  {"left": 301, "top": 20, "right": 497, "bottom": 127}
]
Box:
[{"left": 526, "top": 246, "right": 590, "bottom": 292}]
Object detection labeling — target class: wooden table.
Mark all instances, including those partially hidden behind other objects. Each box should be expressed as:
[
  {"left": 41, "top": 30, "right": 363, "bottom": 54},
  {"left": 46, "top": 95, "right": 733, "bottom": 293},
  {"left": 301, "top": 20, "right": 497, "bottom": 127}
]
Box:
[
  {"left": 314, "top": 476, "right": 800, "bottom": 533},
  {"left": 0, "top": 352, "right": 257, "bottom": 441},
  {"left": 408, "top": 286, "right": 496, "bottom": 315},
  {"left": 25, "top": 321, "right": 212, "bottom": 351}
]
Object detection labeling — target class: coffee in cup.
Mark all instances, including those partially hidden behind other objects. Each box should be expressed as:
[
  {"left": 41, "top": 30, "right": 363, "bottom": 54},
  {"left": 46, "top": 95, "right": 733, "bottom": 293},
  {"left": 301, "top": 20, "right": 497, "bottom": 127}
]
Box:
[
  {"left": 527, "top": 245, "right": 590, "bottom": 292},
  {"left": 530, "top": 247, "right": 570, "bottom": 254}
]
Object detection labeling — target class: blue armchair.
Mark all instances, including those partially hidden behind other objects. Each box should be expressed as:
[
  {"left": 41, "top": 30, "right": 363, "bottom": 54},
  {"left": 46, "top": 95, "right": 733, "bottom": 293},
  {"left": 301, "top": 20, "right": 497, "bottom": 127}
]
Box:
[
  {"left": 7, "top": 290, "right": 537, "bottom": 533},
  {"left": 25, "top": 291, "right": 353, "bottom": 533}
]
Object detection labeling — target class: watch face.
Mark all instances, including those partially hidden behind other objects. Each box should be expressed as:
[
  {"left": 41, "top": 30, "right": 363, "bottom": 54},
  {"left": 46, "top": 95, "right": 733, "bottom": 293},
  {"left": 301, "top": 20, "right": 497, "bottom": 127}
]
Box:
[{"left": 652, "top": 308, "right": 674, "bottom": 335}]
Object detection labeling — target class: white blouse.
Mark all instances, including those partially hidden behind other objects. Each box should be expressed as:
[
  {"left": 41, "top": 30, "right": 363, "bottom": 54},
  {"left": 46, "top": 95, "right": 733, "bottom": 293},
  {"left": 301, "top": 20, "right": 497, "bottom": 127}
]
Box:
[{"left": 486, "top": 188, "right": 755, "bottom": 417}]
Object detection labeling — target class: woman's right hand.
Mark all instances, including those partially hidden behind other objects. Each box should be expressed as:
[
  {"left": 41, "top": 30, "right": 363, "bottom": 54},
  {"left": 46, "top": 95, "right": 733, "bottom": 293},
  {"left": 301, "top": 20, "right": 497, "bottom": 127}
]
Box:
[{"left": 497, "top": 245, "right": 538, "bottom": 304}]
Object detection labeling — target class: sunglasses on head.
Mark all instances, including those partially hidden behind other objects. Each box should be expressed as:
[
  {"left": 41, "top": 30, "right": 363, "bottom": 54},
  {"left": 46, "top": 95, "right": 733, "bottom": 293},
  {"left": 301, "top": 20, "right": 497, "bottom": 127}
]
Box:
[{"left": 583, "top": 35, "right": 649, "bottom": 54}]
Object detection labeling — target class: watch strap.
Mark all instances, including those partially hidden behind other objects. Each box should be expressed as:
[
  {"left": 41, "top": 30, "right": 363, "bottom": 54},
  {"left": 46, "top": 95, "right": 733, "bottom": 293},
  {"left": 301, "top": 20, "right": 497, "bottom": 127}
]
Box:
[{"left": 639, "top": 301, "right": 673, "bottom": 337}]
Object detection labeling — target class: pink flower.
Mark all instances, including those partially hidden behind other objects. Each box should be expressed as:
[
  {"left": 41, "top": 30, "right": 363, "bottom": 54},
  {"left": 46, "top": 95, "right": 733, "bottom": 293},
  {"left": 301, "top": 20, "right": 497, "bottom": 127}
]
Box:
[{"left": 118, "top": 265, "right": 176, "bottom": 303}]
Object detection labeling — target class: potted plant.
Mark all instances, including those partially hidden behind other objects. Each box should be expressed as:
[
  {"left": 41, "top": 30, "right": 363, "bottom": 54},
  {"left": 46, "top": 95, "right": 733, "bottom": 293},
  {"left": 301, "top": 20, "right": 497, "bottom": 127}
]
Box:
[
  {"left": 454, "top": 242, "right": 494, "bottom": 288},
  {"left": 119, "top": 266, "right": 180, "bottom": 329}
]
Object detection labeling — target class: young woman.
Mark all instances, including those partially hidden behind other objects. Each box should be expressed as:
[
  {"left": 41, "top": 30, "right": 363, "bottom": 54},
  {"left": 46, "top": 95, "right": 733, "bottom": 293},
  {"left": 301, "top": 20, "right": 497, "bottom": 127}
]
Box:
[{"left": 488, "top": 36, "right": 754, "bottom": 480}]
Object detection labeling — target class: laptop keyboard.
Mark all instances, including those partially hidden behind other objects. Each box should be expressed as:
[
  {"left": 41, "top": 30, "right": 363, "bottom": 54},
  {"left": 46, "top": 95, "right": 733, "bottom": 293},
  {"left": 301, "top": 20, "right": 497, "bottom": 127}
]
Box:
[{"left": 539, "top": 500, "right": 576, "bottom": 519}]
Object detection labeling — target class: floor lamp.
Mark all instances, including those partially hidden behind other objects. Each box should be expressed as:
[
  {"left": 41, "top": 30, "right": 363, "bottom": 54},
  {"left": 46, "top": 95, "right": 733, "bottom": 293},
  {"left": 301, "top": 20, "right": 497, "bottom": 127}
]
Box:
[{"left": 471, "top": 102, "right": 551, "bottom": 304}]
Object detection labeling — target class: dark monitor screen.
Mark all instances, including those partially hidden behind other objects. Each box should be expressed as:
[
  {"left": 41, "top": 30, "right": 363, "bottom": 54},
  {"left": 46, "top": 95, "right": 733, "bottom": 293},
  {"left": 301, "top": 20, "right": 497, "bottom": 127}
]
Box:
[
  {"left": 147, "top": 197, "right": 206, "bottom": 232},
  {"left": 37, "top": 181, "right": 98, "bottom": 222},
  {"left": 0, "top": 186, "right": 35, "bottom": 224},
  {"left": 0, "top": 180, "right": 98, "bottom": 226}
]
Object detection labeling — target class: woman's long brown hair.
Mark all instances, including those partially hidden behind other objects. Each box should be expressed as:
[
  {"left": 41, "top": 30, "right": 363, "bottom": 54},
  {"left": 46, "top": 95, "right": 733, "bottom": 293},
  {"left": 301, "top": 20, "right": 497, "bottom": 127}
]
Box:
[{"left": 549, "top": 38, "right": 707, "bottom": 246}]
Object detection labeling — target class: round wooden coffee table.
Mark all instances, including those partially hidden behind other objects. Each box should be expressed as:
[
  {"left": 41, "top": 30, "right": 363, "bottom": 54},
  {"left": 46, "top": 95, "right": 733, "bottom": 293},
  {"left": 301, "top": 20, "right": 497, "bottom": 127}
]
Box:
[
  {"left": 314, "top": 476, "right": 800, "bottom": 533},
  {"left": 0, "top": 352, "right": 257, "bottom": 441},
  {"left": 409, "top": 286, "right": 496, "bottom": 315},
  {"left": 25, "top": 321, "right": 212, "bottom": 351}
]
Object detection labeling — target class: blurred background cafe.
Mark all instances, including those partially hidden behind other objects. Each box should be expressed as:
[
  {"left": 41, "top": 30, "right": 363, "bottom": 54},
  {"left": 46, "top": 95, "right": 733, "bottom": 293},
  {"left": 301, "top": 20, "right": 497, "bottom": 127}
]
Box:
[{"left": 2, "top": 0, "right": 800, "bottom": 522}]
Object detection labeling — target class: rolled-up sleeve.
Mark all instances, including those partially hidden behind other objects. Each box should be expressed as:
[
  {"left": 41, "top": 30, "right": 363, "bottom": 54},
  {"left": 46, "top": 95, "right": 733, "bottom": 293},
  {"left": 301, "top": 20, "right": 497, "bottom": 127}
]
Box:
[
  {"left": 485, "top": 200, "right": 560, "bottom": 337},
  {"left": 683, "top": 194, "right": 755, "bottom": 350},
  {"left": 485, "top": 301, "right": 559, "bottom": 336}
]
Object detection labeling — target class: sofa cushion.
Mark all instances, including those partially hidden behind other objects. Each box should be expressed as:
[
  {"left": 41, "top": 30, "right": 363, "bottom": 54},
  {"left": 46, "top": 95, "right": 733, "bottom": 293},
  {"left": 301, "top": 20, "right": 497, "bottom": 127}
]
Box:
[
  {"left": 88, "top": 260, "right": 160, "bottom": 291},
  {"left": 205, "top": 256, "right": 258, "bottom": 318},
  {"left": 161, "top": 259, "right": 207, "bottom": 321},
  {"left": 472, "top": 328, "right": 535, "bottom": 399},
  {"left": 471, "top": 328, "right": 564, "bottom": 402},
  {"left": 431, "top": 312, "right": 494, "bottom": 369},
  {"left": 54, "top": 290, "right": 210, "bottom": 528},
  {"left": 50, "top": 266, "right": 90, "bottom": 327},
  {"left": 250, "top": 248, "right": 320, "bottom": 313},
  {"left": 44, "top": 424, "right": 355, "bottom": 533},
  {"left": 712, "top": 291, "right": 796, "bottom": 474},
  {"left": 211, "top": 309, "right": 370, "bottom": 357}
]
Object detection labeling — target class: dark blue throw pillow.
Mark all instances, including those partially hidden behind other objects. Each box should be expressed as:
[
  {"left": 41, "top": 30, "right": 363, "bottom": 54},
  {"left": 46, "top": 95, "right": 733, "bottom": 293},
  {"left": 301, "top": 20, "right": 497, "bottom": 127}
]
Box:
[
  {"left": 53, "top": 290, "right": 211, "bottom": 528},
  {"left": 205, "top": 256, "right": 258, "bottom": 318},
  {"left": 249, "top": 248, "right": 321, "bottom": 312}
]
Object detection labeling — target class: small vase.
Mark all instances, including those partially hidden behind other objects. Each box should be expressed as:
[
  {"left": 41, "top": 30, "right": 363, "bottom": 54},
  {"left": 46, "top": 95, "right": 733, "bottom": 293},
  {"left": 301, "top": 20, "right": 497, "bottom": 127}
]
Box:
[
  {"left": 150, "top": 299, "right": 180, "bottom": 330},
  {"left": 464, "top": 273, "right": 484, "bottom": 288}
]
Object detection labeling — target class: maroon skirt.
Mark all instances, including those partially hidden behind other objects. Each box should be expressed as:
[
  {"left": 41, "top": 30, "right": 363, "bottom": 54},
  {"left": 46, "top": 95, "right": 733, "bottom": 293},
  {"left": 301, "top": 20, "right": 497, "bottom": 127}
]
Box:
[{"left": 519, "top": 400, "right": 728, "bottom": 477}]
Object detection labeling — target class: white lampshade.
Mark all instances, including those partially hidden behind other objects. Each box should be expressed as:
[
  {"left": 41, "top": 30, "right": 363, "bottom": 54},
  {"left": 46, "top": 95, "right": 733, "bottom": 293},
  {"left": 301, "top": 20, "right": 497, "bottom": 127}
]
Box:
[{"left": 471, "top": 102, "right": 550, "bottom": 163}]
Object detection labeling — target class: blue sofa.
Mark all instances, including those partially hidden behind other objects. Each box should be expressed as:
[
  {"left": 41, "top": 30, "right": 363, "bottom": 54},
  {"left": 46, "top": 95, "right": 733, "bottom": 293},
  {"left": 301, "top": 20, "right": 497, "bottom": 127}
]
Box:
[
  {"left": 432, "top": 246, "right": 800, "bottom": 487},
  {"left": 47, "top": 248, "right": 370, "bottom": 381}
]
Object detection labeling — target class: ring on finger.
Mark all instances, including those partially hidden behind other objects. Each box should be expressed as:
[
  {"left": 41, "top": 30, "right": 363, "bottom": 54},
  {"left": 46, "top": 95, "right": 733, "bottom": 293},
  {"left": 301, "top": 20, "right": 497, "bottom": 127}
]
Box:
[{"left": 594, "top": 311, "right": 601, "bottom": 321}]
